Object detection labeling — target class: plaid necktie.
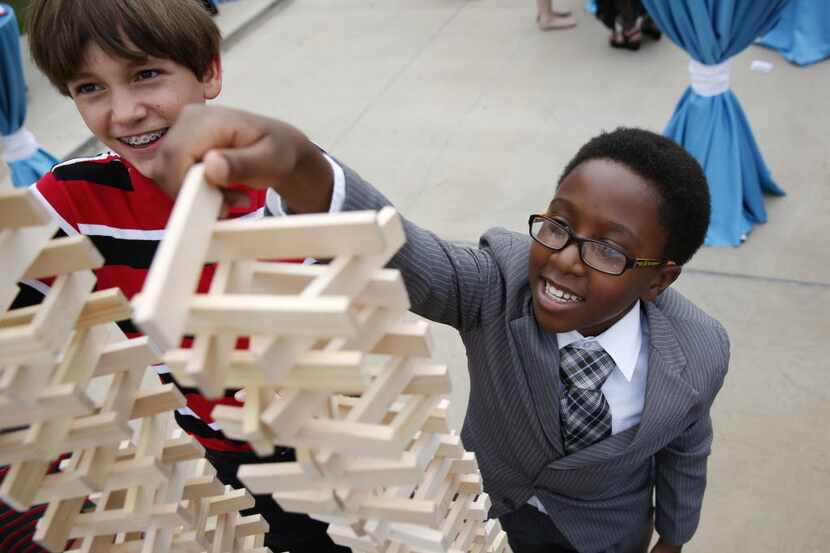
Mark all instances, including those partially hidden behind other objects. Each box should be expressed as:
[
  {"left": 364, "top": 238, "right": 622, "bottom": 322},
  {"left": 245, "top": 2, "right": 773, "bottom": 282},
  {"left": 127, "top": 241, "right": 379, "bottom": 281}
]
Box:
[{"left": 559, "top": 342, "right": 616, "bottom": 454}]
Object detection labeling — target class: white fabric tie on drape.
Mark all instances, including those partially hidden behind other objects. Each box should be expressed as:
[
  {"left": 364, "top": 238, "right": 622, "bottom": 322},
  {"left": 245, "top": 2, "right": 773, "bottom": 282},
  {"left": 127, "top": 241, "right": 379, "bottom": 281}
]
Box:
[
  {"left": 688, "top": 59, "right": 731, "bottom": 97},
  {"left": 2, "top": 127, "right": 40, "bottom": 162}
]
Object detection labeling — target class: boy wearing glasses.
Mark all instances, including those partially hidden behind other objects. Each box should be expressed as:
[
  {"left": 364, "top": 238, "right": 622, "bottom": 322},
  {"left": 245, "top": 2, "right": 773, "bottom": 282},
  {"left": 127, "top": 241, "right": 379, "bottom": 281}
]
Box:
[{"left": 150, "top": 106, "right": 729, "bottom": 553}]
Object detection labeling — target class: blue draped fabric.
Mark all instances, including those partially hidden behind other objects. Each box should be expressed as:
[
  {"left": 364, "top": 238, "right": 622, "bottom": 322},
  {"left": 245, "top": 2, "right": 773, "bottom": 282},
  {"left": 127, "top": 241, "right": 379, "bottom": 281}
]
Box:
[
  {"left": 584, "top": 0, "right": 597, "bottom": 15},
  {"left": 758, "top": 0, "right": 830, "bottom": 66},
  {"left": 640, "top": 1, "right": 790, "bottom": 246},
  {"left": 0, "top": 4, "right": 58, "bottom": 188}
]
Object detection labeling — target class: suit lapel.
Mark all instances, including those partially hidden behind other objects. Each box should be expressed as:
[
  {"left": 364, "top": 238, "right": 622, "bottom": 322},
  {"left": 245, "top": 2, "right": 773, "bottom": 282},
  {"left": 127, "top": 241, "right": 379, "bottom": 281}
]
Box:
[
  {"left": 510, "top": 314, "right": 565, "bottom": 457},
  {"left": 544, "top": 301, "right": 699, "bottom": 470},
  {"left": 624, "top": 300, "right": 698, "bottom": 454}
]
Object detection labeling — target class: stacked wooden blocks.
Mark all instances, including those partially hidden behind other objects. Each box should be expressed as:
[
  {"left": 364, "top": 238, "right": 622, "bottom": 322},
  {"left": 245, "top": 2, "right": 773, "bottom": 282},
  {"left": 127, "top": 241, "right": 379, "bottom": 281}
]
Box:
[
  {"left": 132, "top": 166, "right": 509, "bottom": 553},
  {"left": 0, "top": 186, "right": 270, "bottom": 552}
]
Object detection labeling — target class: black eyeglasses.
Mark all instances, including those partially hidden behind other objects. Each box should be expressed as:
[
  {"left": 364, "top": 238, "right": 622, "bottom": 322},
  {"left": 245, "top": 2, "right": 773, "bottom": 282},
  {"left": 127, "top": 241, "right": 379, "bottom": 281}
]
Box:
[{"left": 528, "top": 214, "right": 675, "bottom": 276}]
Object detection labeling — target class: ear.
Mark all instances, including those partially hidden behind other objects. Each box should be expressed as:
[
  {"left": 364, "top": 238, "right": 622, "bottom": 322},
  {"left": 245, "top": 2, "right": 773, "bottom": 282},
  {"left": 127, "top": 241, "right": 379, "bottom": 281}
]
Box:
[
  {"left": 201, "top": 55, "right": 223, "bottom": 100},
  {"left": 641, "top": 264, "right": 681, "bottom": 302}
]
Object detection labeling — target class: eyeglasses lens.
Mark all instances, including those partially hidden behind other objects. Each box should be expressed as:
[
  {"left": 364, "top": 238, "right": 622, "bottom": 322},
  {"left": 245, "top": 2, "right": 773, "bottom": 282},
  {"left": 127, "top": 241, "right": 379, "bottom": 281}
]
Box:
[
  {"left": 531, "top": 219, "right": 568, "bottom": 249},
  {"left": 582, "top": 241, "right": 626, "bottom": 275}
]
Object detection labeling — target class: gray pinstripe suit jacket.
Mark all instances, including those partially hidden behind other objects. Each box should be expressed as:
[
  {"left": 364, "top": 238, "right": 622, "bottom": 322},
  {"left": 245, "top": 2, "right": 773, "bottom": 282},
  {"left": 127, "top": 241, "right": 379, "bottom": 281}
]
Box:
[{"left": 340, "top": 163, "right": 730, "bottom": 552}]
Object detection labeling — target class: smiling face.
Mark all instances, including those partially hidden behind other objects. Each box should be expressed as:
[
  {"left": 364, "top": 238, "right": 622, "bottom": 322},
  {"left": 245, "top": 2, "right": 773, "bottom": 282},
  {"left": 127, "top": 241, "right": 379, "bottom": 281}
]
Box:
[
  {"left": 528, "top": 158, "right": 680, "bottom": 337},
  {"left": 67, "top": 41, "right": 222, "bottom": 177}
]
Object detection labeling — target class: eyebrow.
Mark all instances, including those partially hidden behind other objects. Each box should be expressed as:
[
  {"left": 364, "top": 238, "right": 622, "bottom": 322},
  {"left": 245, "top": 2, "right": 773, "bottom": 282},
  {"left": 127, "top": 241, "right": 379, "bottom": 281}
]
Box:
[{"left": 548, "top": 198, "right": 640, "bottom": 245}]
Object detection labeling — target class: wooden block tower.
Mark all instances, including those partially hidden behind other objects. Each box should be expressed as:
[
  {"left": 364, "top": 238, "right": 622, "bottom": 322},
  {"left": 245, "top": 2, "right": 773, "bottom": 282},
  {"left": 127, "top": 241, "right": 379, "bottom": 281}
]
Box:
[
  {"left": 132, "top": 166, "right": 509, "bottom": 553},
  {"left": 0, "top": 186, "right": 271, "bottom": 553}
]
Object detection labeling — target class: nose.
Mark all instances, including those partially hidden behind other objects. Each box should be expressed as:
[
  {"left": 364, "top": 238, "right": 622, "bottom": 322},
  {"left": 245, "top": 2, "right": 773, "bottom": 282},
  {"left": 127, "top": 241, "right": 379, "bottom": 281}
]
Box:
[
  {"left": 110, "top": 87, "right": 147, "bottom": 126},
  {"left": 549, "top": 240, "right": 586, "bottom": 276}
]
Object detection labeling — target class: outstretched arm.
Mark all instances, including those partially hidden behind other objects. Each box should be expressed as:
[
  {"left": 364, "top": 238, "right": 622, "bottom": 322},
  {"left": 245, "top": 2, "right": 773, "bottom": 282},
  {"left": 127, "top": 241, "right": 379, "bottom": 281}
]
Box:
[
  {"left": 152, "top": 105, "right": 498, "bottom": 331},
  {"left": 151, "top": 105, "right": 333, "bottom": 214}
]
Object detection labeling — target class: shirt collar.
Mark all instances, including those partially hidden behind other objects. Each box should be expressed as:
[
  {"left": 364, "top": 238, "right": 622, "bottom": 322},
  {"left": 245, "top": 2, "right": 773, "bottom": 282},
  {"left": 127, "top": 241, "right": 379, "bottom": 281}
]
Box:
[{"left": 556, "top": 300, "right": 643, "bottom": 382}]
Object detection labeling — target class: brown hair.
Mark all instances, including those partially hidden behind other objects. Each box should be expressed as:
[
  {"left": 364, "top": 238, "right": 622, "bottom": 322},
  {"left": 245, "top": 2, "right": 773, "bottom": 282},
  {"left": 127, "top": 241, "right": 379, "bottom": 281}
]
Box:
[{"left": 28, "top": 0, "right": 221, "bottom": 96}]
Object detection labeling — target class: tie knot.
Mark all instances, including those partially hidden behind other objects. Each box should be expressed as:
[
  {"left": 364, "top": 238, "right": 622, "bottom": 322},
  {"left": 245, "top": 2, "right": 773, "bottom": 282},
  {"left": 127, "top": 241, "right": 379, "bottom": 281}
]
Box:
[{"left": 559, "top": 343, "right": 616, "bottom": 391}]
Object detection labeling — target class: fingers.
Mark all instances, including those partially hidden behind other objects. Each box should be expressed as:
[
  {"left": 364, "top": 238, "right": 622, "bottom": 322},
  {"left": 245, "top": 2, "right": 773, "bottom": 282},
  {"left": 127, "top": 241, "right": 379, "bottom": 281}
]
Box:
[
  {"left": 152, "top": 105, "right": 269, "bottom": 195},
  {"left": 208, "top": 134, "right": 298, "bottom": 190}
]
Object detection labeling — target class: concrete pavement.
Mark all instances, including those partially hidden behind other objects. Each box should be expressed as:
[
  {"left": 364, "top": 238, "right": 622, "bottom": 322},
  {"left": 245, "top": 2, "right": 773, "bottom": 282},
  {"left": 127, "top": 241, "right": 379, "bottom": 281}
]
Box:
[{"left": 17, "top": 1, "right": 830, "bottom": 551}]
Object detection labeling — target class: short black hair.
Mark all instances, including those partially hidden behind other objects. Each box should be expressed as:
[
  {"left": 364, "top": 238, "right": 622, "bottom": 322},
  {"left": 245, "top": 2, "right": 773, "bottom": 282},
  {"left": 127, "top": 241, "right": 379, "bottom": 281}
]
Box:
[{"left": 559, "top": 128, "right": 710, "bottom": 265}]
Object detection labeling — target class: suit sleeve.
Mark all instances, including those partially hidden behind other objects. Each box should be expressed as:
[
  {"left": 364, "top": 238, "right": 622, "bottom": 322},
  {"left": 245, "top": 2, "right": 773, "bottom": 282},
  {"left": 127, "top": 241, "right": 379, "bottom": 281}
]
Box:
[
  {"left": 339, "top": 161, "right": 498, "bottom": 331},
  {"left": 653, "top": 324, "right": 730, "bottom": 545}
]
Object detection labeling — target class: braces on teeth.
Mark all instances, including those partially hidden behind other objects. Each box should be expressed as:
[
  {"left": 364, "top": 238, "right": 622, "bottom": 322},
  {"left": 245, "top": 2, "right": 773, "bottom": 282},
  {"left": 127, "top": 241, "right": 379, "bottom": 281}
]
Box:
[{"left": 122, "top": 130, "right": 164, "bottom": 146}]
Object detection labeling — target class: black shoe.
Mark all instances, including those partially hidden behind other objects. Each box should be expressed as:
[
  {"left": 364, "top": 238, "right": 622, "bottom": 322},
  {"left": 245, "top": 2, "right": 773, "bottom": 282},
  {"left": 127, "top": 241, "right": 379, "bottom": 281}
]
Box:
[{"left": 642, "top": 16, "right": 662, "bottom": 40}]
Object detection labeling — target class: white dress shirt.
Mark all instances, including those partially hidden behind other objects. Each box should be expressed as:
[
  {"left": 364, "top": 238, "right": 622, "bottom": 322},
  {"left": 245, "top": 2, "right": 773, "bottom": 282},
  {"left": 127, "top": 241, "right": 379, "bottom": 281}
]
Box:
[
  {"left": 265, "top": 151, "right": 346, "bottom": 217},
  {"left": 529, "top": 301, "right": 650, "bottom": 513}
]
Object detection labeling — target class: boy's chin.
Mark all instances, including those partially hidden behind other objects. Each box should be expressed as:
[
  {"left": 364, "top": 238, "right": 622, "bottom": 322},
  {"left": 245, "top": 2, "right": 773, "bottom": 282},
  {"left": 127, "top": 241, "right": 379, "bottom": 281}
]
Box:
[{"left": 118, "top": 152, "right": 157, "bottom": 178}]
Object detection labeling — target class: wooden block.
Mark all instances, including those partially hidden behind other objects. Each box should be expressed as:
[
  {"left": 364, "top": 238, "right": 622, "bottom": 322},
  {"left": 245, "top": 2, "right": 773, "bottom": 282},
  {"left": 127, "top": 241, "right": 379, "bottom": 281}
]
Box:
[
  {"left": 65, "top": 412, "right": 132, "bottom": 451},
  {"left": 466, "top": 493, "right": 491, "bottom": 522},
  {"left": 23, "top": 235, "right": 104, "bottom": 280},
  {"left": 326, "top": 523, "right": 383, "bottom": 553},
  {"left": 441, "top": 494, "right": 475, "bottom": 545},
  {"left": 35, "top": 455, "right": 170, "bottom": 504},
  {"left": 371, "top": 321, "right": 433, "bottom": 358},
  {"left": 0, "top": 288, "right": 129, "bottom": 334},
  {"left": 159, "top": 434, "right": 205, "bottom": 464},
  {"left": 185, "top": 332, "right": 233, "bottom": 399},
  {"left": 334, "top": 395, "right": 450, "bottom": 435},
  {"left": 456, "top": 474, "right": 483, "bottom": 496},
  {"left": 0, "top": 271, "right": 96, "bottom": 364},
  {"left": 259, "top": 389, "right": 329, "bottom": 442},
  {"left": 130, "top": 384, "right": 187, "bottom": 419},
  {"left": 341, "top": 307, "right": 406, "bottom": 352},
  {"left": 201, "top": 513, "right": 268, "bottom": 543},
  {"left": 52, "top": 323, "right": 115, "bottom": 390},
  {"left": 33, "top": 496, "right": 86, "bottom": 552},
  {"left": 122, "top": 412, "right": 169, "bottom": 517},
  {"left": 354, "top": 495, "right": 438, "bottom": 528},
  {"left": 207, "top": 487, "right": 255, "bottom": 517},
  {"left": 0, "top": 381, "right": 98, "bottom": 430},
  {"left": 296, "top": 419, "right": 404, "bottom": 459},
  {"left": 67, "top": 502, "right": 188, "bottom": 538},
  {"left": 250, "top": 335, "right": 316, "bottom": 384},
  {"left": 144, "top": 458, "right": 201, "bottom": 553},
  {"left": 182, "top": 476, "right": 224, "bottom": 501},
  {"left": 435, "top": 434, "right": 465, "bottom": 459},
  {"left": 401, "top": 364, "right": 450, "bottom": 396},
  {"left": 239, "top": 452, "right": 425, "bottom": 494},
  {"left": 242, "top": 386, "right": 276, "bottom": 456},
  {"left": 251, "top": 264, "right": 410, "bottom": 310},
  {"left": 389, "top": 395, "right": 442, "bottom": 448},
  {"left": 210, "top": 512, "right": 236, "bottom": 553},
  {"left": 414, "top": 457, "right": 454, "bottom": 502},
  {"left": 205, "top": 208, "right": 401, "bottom": 262},
  {"left": 343, "top": 358, "right": 416, "bottom": 425},
  {"left": 0, "top": 220, "right": 57, "bottom": 311},
  {"left": 186, "top": 261, "right": 253, "bottom": 399},
  {"left": 450, "top": 452, "right": 478, "bottom": 475},
  {"left": 94, "top": 337, "right": 158, "bottom": 378},
  {"left": 450, "top": 518, "right": 477, "bottom": 553},
  {"left": 0, "top": 459, "right": 49, "bottom": 510},
  {"left": 74, "top": 288, "right": 132, "bottom": 329},
  {"left": 0, "top": 187, "right": 52, "bottom": 228},
  {"left": 185, "top": 294, "right": 357, "bottom": 336},
  {"left": 132, "top": 164, "right": 223, "bottom": 351},
  {"left": 167, "top": 347, "right": 369, "bottom": 391},
  {"left": 385, "top": 522, "right": 446, "bottom": 553}
]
